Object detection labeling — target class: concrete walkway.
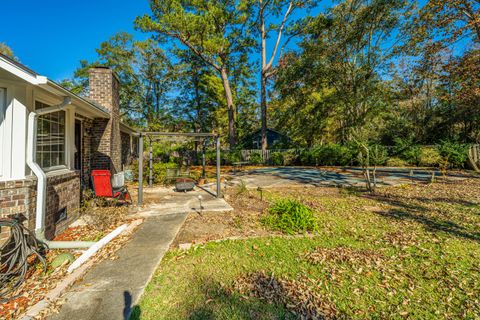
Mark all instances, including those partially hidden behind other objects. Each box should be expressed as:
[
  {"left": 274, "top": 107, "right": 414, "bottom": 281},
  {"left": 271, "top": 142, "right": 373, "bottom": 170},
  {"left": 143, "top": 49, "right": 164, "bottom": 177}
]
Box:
[{"left": 48, "top": 213, "right": 187, "bottom": 320}]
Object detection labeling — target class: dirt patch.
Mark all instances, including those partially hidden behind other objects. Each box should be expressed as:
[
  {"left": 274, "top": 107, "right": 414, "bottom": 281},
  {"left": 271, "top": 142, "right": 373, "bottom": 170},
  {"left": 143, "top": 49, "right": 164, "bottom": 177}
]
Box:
[
  {"left": 229, "top": 271, "right": 337, "bottom": 320},
  {"left": 172, "top": 190, "right": 272, "bottom": 247}
]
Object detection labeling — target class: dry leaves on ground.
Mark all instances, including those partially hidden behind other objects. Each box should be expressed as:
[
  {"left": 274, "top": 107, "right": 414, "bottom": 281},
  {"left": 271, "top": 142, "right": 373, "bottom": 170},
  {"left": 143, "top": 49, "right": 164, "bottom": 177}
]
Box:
[
  {"left": 229, "top": 271, "right": 337, "bottom": 320},
  {"left": 0, "top": 206, "right": 140, "bottom": 320},
  {"left": 305, "top": 246, "right": 385, "bottom": 267}
]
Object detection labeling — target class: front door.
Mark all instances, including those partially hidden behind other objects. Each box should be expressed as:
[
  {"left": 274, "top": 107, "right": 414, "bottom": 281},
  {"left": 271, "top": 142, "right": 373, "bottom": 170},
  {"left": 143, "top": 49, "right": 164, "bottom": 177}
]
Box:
[{"left": 74, "top": 119, "right": 82, "bottom": 174}]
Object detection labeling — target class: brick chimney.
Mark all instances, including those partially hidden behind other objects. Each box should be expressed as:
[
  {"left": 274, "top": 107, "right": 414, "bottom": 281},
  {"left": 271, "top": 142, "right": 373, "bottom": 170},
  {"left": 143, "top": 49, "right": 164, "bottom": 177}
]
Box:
[{"left": 89, "top": 67, "right": 121, "bottom": 173}]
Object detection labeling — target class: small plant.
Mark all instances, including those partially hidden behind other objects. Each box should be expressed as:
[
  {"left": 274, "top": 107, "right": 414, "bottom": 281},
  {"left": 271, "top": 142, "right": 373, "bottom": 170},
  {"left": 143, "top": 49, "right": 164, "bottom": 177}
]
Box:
[
  {"left": 262, "top": 199, "right": 317, "bottom": 234},
  {"left": 236, "top": 180, "right": 248, "bottom": 195}
]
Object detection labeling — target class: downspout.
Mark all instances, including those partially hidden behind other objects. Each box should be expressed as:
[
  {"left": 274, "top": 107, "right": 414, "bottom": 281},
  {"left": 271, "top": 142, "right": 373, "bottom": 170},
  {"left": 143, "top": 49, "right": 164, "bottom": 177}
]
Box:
[{"left": 26, "top": 97, "right": 95, "bottom": 249}]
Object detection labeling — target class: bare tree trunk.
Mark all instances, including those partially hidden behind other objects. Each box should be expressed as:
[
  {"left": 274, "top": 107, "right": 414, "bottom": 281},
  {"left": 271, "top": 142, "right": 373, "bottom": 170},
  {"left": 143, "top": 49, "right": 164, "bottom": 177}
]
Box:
[
  {"left": 261, "top": 74, "right": 268, "bottom": 154},
  {"left": 259, "top": 0, "right": 292, "bottom": 154},
  {"left": 220, "top": 67, "right": 236, "bottom": 149}
]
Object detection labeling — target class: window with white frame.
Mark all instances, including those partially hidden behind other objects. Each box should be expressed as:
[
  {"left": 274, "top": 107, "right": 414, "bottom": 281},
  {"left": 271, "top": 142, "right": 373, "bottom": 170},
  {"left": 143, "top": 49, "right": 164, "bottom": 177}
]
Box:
[{"left": 35, "top": 101, "right": 66, "bottom": 169}]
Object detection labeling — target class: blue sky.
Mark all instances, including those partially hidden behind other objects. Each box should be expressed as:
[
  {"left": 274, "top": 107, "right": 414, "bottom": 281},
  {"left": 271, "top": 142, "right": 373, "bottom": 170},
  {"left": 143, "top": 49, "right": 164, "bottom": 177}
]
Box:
[
  {"left": 1, "top": 1, "right": 319, "bottom": 82},
  {"left": 0, "top": 0, "right": 150, "bottom": 81}
]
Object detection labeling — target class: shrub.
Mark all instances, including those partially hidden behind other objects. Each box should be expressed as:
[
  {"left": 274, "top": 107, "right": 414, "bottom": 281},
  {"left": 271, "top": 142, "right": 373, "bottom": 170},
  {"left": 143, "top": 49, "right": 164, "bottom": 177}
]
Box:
[
  {"left": 283, "top": 150, "right": 298, "bottom": 165},
  {"left": 437, "top": 141, "right": 469, "bottom": 168},
  {"left": 299, "top": 149, "right": 315, "bottom": 165},
  {"left": 419, "top": 147, "right": 442, "bottom": 167},
  {"left": 393, "top": 137, "right": 421, "bottom": 165},
  {"left": 369, "top": 144, "right": 388, "bottom": 166},
  {"left": 205, "top": 151, "right": 217, "bottom": 165},
  {"left": 262, "top": 199, "right": 317, "bottom": 234},
  {"left": 386, "top": 157, "right": 408, "bottom": 167},
  {"left": 249, "top": 152, "right": 263, "bottom": 165},
  {"left": 402, "top": 145, "right": 422, "bottom": 165},
  {"left": 152, "top": 162, "right": 179, "bottom": 185},
  {"left": 299, "top": 144, "right": 353, "bottom": 166},
  {"left": 225, "top": 150, "right": 242, "bottom": 165},
  {"left": 270, "top": 152, "right": 284, "bottom": 166}
]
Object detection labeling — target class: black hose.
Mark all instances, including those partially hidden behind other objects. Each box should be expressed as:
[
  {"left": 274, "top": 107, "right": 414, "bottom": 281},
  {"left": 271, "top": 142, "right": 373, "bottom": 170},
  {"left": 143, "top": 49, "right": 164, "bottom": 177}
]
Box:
[{"left": 0, "top": 216, "right": 48, "bottom": 303}]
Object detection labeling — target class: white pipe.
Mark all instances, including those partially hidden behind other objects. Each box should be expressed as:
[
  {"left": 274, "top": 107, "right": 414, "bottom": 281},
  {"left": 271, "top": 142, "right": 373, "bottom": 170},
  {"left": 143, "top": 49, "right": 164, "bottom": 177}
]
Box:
[
  {"left": 67, "top": 224, "right": 128, "bottom": 273},
  {"left": 26, "top": 97, "right": 95, "bottom": 249}
]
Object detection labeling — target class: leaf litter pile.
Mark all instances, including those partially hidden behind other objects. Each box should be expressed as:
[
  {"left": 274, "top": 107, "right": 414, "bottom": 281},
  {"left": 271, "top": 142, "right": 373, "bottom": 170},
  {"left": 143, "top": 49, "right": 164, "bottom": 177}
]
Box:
[
  {"left": 0, "top": 205, "right": 142, "bottom": 320},
  {"left": 229, "top": 271, "right": 337, "bottom": 320}
]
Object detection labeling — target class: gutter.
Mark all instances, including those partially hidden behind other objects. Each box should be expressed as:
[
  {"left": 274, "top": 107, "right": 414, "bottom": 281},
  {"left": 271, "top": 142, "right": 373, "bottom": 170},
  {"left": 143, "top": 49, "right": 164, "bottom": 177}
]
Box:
[{"left": 26, "top": 97, "right": 95, "bottom": 249}]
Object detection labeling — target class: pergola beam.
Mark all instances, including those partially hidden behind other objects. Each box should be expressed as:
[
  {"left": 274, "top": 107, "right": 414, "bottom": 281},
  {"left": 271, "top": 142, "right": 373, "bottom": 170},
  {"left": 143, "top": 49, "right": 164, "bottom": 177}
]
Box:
[{"left": 136, "top": 132, "right": 222, "bottom": 207}]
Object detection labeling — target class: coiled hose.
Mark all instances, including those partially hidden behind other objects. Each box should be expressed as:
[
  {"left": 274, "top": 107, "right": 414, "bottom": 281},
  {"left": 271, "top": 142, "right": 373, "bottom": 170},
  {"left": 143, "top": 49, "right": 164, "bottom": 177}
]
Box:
[{"left": 0, "top": 216, "right": 47, "bottom": 302}]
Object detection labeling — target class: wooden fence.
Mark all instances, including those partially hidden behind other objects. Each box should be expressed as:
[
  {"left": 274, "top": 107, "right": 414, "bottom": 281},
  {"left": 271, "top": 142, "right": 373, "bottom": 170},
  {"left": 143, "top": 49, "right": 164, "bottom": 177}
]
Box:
[{"left": 237, "top": 149, "right": 298, "bottom": 162}]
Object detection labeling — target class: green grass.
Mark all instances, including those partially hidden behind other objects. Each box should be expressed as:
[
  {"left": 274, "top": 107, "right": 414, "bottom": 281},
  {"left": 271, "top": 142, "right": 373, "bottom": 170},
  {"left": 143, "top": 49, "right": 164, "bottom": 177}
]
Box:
[{"left": 133, "top": 182, "right": 480, "bottom": 319}]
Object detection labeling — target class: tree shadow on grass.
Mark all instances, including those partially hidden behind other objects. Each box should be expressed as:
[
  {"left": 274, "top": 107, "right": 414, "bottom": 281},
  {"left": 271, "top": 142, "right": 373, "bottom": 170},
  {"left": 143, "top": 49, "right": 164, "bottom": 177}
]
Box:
[
  {"left": 366, "top": 194, "right": 480, "bottom": 243},
  {"left": 186, "top": 282, "right": 296, "bottom": 320},
  {"left": 186, "top": 273, "right": 342, "bottom": 320}
]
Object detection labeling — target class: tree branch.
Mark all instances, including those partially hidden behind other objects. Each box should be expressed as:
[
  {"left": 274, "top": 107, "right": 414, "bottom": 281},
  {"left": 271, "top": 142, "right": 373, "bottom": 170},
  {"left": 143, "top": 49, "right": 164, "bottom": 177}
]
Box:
[{"left": 265, "top": 0, "right": 294, "bottom": 71}]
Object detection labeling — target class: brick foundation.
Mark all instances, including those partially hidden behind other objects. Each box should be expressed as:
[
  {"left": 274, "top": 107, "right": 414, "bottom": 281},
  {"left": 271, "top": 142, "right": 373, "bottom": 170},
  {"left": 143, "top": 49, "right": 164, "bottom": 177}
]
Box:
[
  {"left": 0, "top": 179, "right": 36, "bottom": 243},
  {"left": 0, "top": 171, "right": 81, "bottom": 243}
]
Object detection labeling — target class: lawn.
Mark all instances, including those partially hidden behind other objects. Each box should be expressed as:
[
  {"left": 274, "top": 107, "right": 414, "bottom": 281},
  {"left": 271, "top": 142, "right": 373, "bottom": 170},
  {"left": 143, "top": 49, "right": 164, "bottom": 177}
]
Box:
[{"left": 133, "top": 178, "right": 480, "bottom": 319}]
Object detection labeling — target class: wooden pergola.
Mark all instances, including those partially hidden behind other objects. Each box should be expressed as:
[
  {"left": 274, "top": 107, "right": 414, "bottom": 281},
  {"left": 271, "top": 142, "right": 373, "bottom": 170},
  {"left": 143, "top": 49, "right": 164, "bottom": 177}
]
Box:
[{"left": 136, "top": 132, "right": 221, "bottom": 206}]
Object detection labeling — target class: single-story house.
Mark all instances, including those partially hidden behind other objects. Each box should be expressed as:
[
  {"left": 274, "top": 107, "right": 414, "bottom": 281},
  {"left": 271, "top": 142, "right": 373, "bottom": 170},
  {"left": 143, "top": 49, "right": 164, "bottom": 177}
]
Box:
[
  {"left": 0, "top": 53, "right": 138, "bottom": 241},
  {"left": 242, "top": 128, "right": 291, "bottom": 149}
]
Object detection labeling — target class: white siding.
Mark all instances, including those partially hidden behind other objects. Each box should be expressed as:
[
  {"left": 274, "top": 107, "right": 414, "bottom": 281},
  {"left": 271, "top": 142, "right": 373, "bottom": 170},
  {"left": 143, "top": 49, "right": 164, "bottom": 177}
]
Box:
[{"left": 0, "top": 87, "right": 5, "bottom": 179}]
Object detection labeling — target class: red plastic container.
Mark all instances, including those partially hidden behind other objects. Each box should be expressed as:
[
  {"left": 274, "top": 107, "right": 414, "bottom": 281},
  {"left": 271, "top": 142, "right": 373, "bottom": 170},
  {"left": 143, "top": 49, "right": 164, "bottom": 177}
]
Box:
[{"left": 91, "top": 170, "right": 113, "bottom": 197}]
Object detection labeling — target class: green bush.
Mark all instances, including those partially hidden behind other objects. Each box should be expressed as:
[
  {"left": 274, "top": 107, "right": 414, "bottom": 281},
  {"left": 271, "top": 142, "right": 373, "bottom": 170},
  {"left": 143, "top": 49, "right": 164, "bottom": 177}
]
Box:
[
  {"left": 299, "top": 144, "right": 354, "bottom": 166},
  {"left": 262, "top": 199, "right": 317, "bottom": 234},
  {"left": 369, "top": 144, "right": 389, "bottom": 166},
  {"left": 437, "top": 141, "right": 468, "bottom": 168},
  {"left": 270, "top": 152, "right": 284, "bottom": 166},
  {"left": 225, "top": 150, "right": 242, "bottom": 165},
  {"left": 299, "top": 149, "right": 315, "bottom": 165},
  {"left": 393, "top": 137, "right": 421, "bottom": 165},
  {"left": 249, "top": 152, "right": 263, "bottom": 165},
  {"left": 205, "top": 151, "right": 217, "bottom": 165},
  {"left": 386, "top": 157, "right": 408, "bottom": 167},
  {"left": 419, "top": 147, "right": 442, "bottom": 167},
  {"left": 152, "top": 162, "right": 179, "bottom": 185},
  {"left": 283, "top": 150, "right": 298, "bottom": 165}
]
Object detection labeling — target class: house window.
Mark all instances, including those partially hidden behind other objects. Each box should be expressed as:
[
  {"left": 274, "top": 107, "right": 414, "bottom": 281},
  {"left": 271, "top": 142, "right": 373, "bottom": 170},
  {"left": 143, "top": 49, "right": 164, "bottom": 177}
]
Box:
[{"left": 36, "top": 101, "right": 66, "bottom": 169}]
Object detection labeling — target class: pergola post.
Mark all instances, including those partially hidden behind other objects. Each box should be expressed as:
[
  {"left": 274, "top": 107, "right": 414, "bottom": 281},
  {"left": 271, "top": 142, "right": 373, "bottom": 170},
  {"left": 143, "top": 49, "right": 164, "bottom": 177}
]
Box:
[
  {"left": 216, "top": 136, "right": 222, "bottom": 198},
  {"left": 202, "top": 142, "right": 206, "bottom": 179},
  {"left": 149, "top": 140, "right": 153, "bottom": 187},
  {"left": 138, "top": 134, "right": 143, "bottom": 206}
]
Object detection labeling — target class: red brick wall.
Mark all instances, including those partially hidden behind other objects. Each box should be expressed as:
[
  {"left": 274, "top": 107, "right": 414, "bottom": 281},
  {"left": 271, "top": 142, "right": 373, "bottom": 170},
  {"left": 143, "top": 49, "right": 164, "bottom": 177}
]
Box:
[
  {"left": 75, "top": 114, "right": 94, "bottom": 184},
  {"left": 0, "top": 179, "right": 36, "bottom": 243},
  {"left": 89, "top": 67, "right": 121, "bottom": 173},
  {"left": 0, "top": 171, "right": 81, "bottom": 242}
]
